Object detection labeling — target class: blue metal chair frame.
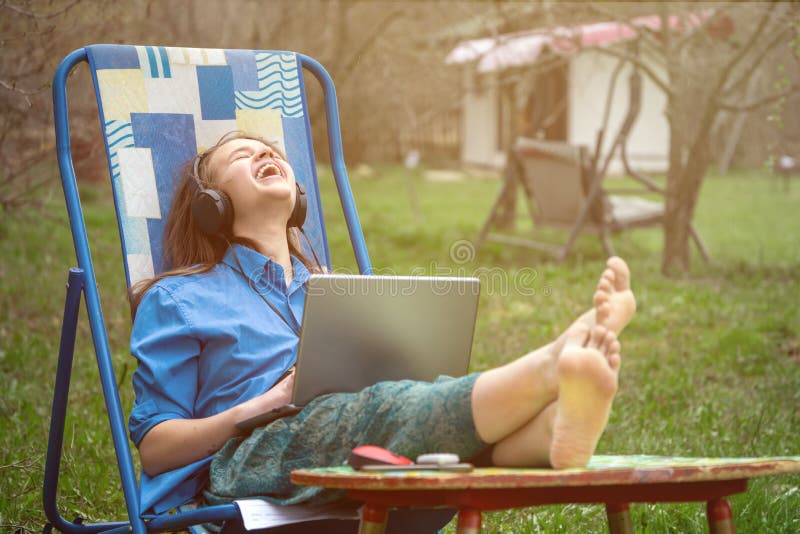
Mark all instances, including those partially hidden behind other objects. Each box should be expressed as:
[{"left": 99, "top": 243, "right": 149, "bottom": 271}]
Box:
[{"left": 45, "top": 46, "right": 372, "bottom": 534}]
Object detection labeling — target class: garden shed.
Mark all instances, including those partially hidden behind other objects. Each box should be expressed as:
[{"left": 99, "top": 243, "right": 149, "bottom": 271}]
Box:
[{"left": 446, "top": 13, "right": 709, "bottom": 174}]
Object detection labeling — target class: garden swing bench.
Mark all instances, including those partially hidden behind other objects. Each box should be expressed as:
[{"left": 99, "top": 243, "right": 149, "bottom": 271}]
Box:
[
  {"left": 45, "top": 44, "right": 799, "bottom": 534},
  {"left": 476, "top": 60, "right": 711, "bottom": 264}
]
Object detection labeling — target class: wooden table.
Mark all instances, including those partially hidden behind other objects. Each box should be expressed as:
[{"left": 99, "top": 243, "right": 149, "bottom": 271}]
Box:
[{"left": 291, "top": 455, "right": 800, "bottom": 533}]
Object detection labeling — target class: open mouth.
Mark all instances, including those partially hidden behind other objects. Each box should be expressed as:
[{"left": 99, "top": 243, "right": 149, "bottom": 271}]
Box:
[{"left": 256, "top": 162, "right": 283, "bottom": 181}]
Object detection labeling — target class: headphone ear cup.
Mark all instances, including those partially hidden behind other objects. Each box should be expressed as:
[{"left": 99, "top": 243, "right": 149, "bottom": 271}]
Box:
[
  {"left": 192, "top": 189, "right": 234, "bottom": 235},
  {"left": 289, "top": 182, "right": 307, "bottom": 228}
]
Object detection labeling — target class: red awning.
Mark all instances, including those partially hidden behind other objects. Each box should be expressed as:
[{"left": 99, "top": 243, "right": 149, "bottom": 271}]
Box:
[{"left": 446, "top": 11, "right": 712, "bottom": 73}]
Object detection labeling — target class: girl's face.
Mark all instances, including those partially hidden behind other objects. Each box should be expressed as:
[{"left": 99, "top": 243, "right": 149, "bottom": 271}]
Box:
[{"left": 206, "top": 138, "right": 296, "bottom": 228}]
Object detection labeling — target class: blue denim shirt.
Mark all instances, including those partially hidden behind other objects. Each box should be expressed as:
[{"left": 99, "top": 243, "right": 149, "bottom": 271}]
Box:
[{"left": 129, "top": 244, "right": 310, "bottom": 513}]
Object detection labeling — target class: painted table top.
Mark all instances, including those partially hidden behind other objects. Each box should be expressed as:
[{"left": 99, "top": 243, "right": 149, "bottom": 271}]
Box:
[{"left": 291, "top": 454, "right": 800, "bottom": 491}]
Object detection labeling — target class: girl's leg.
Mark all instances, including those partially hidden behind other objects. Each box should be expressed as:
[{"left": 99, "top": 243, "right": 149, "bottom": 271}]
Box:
[
  {"left": 469, "top": 343, "right": 557, "bottom": 444},
  {"left": 489, "top": 401, "right": 557, "bottom": 467},
  {"left": 487, "top": 326, "right": 621, "bottom": 468},
  {"left": 469, "top": 327, "right": 582, "bottom": 444},
  {"left": 471, "top": 256, "right": 633, "bottom": 445}
]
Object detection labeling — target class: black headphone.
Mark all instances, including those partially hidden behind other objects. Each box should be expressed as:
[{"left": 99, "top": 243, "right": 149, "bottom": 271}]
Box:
[{"left": 189, "top": 152, "right": 307, "bottom": 236}]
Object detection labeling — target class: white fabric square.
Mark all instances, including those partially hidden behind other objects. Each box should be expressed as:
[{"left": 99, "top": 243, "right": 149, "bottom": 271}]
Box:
[
  {"left": 203, "top": 48, "right": 227, "bottom": 65},
  {"left": 167, "top": 47, "right": 189, "bottom": 65},
  {"left": 186, "top": 48, "right": 206, "bottom": 65},
  {"left": 144, "top": 64, "right": 202, "bottom": 117},
  {"left": 118, "top": 147, "right": 161, "bottom": 219},
  {"left": 194, "top": 119, "right": 238, "bottom": 152},
  {"left": 127, "top": 253, "right": 155, "bottom": 286}
]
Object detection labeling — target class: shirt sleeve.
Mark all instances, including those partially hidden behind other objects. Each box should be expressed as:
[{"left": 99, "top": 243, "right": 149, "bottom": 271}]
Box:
[{"left": 129, "top": 284, "right": 201, "bottom": 447}]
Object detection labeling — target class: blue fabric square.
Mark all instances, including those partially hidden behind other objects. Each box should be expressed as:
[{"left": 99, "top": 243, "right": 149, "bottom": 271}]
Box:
[
  {"left": 225, "top": 50, "right": 259, "bottom": 92},
  {"left": 197, "top": 66, "right": 236, "bottom": 120},
  {"left": 131, "top": 113, "right": 197, "bottom": 275},
  {"left": 88, "top": 44, "right": 140, "bottom": 70}
]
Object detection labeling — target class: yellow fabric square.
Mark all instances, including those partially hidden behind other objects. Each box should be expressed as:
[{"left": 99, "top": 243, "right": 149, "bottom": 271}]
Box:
[
  {"left": 96, "top": 70, "right": 148, "bottom": 121},
  {"left": 235, "top": 109, "right": 285, "bottom": 147}
]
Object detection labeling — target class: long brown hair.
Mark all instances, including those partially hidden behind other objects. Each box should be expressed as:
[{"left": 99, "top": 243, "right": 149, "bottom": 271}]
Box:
[{"left": 129, "top": 131, "right": 319, "bottom": 314}]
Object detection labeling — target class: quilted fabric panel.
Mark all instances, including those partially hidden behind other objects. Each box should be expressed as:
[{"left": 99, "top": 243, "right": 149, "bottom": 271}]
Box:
[{"left": 87, "top": 45, "right": 328, "bottom": 286}]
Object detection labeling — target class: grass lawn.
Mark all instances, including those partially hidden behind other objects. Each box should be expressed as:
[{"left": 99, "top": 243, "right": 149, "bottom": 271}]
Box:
[{"left": 1, "top": 163, "right": 798, "bottom": 533}]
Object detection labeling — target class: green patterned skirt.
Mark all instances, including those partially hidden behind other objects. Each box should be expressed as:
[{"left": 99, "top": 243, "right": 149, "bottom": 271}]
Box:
[{"left": 204, "top": 374, "right": 488, "bottom": 506}]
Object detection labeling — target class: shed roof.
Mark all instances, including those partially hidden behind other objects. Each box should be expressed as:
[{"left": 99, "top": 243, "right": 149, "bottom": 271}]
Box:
[{"left": 446, "top": 11, "right": 712, "bottom": 73}]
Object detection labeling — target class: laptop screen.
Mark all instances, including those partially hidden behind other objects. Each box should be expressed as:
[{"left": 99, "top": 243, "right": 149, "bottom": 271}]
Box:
[{"left": 292, "top": 274, "right": 480, "bottom": 406}]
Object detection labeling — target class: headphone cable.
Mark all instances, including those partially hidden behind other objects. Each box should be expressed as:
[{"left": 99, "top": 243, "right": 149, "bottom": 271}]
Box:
[
  {"left": 297, "top": 227, "right": 325, "bottom": 273},
  {"left": 225, "top": 239, "right": 302, "bottom": 338}
]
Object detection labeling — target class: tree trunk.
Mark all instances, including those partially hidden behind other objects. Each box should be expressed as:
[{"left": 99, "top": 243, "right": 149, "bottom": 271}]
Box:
[
  {"left": 663, "top": 170, "right": 692, "bottom": 274},
  {"left": 662, "top": 134, "right": 711, "bottom": 275}
]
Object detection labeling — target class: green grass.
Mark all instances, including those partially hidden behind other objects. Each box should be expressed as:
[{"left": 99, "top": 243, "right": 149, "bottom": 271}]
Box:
[{"left": 1, "top": 164, "right": 799, "bottom": 532}]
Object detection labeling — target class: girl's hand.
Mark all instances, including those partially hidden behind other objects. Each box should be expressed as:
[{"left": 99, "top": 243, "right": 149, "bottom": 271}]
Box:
[
  {"left": 235, "top": 367, "right": 295, "bottom": 422},
  {"left": 266, "top": 366, "right": 295, "bottom": 404}
]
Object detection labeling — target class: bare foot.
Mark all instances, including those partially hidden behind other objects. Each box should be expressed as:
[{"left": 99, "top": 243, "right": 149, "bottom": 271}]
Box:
[
  {"left": 594, "top": 256, "right": 636, "bottom": 335},
  {"left": 550, "top": 257, "right": 635, "bottom": 359},
  {"left": 549, "top": 325, "right": 620, "bottom": 469}
]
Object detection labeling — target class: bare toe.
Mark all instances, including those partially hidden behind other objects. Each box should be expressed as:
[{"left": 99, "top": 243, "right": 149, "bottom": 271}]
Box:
[
  {"left": 596, "top": 302, "right": 611, "bottom": 325},
  {"left": 588, "top": 326, "right": 607, "bottom": 349},
  {"left": 603, "top": 330, "right": 617, "bottom": 353},
  {"left": 596, "top": 278, "right": 613, "bottom": 294},
  {"left": 593, "top": 257, "right": 636, "bottom": 335},
  {"left": 608, "top": 352, "right": 621, "bottom": 371},
  {"left": 607, "top": 257, "right": 630, "bottom": 291}
]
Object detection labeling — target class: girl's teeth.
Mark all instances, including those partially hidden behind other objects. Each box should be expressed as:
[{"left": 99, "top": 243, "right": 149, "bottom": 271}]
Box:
[{"left": 257, "top": 164, "right": 280, "bottom": 180}]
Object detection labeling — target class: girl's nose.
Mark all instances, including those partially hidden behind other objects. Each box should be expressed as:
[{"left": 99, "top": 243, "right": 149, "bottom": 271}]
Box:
[{"left": 255, "top": 148, "right": 274, "bottom": 161}]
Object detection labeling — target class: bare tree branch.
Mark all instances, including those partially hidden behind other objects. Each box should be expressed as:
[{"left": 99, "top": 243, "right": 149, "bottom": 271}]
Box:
[
  {"left": 0, "top": 0, "right": 80, "bottom": 19},
  {"left": 711, "top": 1, "right": 780, "bottom": 97},
  {"left": 0, "top": 23, "right": 57, "bottom": 42},
  {"left": 539, "top": 3, "right": 674, "bottom": 97},
  {"left": 337, "top": 7, "right": 404, "bottom": 86},
  {"left": 8, "top": 60, "right": 52, "bottom": 80},
  {"left": 0, "top": 78, "right": 48, "bottom": 104},
  {"left": 721, "top": 25, "right": 796, "bottom": 97},
  {"left": 717, "top": 83, "right": 800, "bottom": 112},
  {"left": 580, "top": 2, "right": 665, "bottom": 54},
  {"left": 581, "top": 40, "right": 673, "bottom": 97},
  {"left": 672, "top": 6, "right": 732, "bottom": 51}
]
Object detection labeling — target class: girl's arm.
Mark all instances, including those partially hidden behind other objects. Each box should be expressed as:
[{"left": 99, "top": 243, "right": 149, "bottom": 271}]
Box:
[{"left": 138, "top": 369, "right": 295, "bottom": 476}]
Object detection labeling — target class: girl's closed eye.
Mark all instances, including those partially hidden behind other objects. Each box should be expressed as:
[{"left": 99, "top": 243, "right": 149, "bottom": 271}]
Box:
[{"left": 230, "top": 150, "right": 252, "bottom": 162}]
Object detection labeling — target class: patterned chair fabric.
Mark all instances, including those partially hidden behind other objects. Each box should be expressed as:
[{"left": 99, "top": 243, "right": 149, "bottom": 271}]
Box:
[{"left": 86, "top": 44, "right": 330, "bottom": 286}]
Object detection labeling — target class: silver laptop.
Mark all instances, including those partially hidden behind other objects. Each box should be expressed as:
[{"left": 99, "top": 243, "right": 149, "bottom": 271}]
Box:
[
  {"left": 292, "top": 274, "right": 480, "bottom": 406},
  {"left": 235, "top": 274, "right": 480, "bottom": 431}
]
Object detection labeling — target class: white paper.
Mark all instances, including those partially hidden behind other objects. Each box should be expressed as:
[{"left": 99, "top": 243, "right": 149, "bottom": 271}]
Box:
[{"left": 234, "top": 499, "right": 359, "bottom": 530}]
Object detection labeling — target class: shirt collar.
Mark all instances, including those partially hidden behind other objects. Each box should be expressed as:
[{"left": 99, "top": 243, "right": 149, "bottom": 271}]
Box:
[
  {"left": 288, "top": 254, "right": 311, "bottom": 291},
  {"left": 221, "top": 243, "right": 311, "bottom": 290}
]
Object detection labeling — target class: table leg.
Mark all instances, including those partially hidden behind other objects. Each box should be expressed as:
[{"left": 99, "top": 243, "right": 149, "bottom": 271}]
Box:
[
  {"left": 456, "top": 507, "right": 482, "bottom": 534},
  {"left": 359, "top": 503, "right": 387, "bottom": 534},
  {"left": 707, "top": 499, "right": 735, "bottom": 534},
  {"left": 605, "top": 502, "right": 633, "bottom": 534}
]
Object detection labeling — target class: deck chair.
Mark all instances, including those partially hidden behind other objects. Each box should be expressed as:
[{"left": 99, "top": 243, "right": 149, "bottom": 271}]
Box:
[
  {"left": 476, "top": 70, "right": 711, "bottom": 264},
  {"left": 45, "top": 44, "right": 452, "bottom": 534}
]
